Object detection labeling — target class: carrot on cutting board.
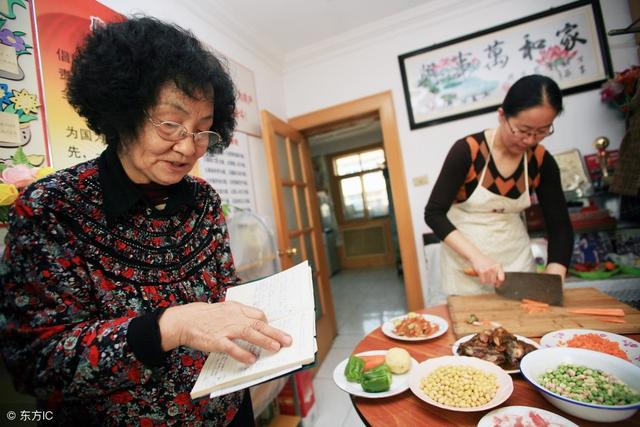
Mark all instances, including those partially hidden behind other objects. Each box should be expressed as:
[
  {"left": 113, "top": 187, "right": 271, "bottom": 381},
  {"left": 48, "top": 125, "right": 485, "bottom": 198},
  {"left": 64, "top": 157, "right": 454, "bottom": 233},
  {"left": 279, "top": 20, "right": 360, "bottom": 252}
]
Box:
[
  {"left": 597, "top": 316, "right": 627, "bottom": 324},
  {"left": 360, "top": 355, "right": 386, "bottom": 371},
  {"left": 567, "top": 308, "right": 626, "bottom": 317},
  {"left": 521, "top": 305, "right": 550, "bottom": 314},
  {"left": 521, "top": 299, "right": 549, "bottom": 307}
]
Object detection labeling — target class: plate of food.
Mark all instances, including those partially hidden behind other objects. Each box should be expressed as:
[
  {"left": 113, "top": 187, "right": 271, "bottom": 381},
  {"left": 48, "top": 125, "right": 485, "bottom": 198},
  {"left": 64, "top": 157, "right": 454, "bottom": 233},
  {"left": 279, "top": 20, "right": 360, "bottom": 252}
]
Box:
[
  {"left": 409, "top": 355, "right": 513, "bottom": 412},
  {"left": 452, "top": 327, "right": 539, "bottom": 374},
  {"left": 540, "top": 329, "right": 640, "bottom": 367},
  {"left": 608, "top": 253, "right": 640, "bottom": 276},
  {"left": 333, "top": 348, "right": 419, "bottom": 398},
  {"left": 569, "top": 261, "right": 620, "bottom": 279},
  {"left": 381, "top": 312, "right": 448, "bottom": 341},
  {"left": 477, "top": 405, "right": 579, "bottom": 427}
]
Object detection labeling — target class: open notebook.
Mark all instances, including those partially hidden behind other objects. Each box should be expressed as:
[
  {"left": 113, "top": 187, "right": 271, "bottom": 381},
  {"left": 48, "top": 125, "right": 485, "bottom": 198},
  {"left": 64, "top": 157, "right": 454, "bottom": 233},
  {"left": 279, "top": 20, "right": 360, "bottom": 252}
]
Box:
[{"left": 190, "top": 261, "right": 317, "bottom": 399}]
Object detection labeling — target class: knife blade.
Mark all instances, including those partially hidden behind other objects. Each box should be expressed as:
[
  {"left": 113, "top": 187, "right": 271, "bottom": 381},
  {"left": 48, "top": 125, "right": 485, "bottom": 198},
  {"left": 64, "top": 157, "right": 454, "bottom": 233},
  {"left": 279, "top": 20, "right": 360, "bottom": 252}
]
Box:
[{"left": 495, "top": 272, "right": 563, "bottom": 306}]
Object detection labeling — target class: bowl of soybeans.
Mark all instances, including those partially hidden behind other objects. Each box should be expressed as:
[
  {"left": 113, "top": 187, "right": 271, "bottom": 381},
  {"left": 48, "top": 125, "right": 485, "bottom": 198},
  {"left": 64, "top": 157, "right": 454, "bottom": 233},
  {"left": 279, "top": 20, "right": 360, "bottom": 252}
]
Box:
[
  {"left": 520, "top": 347, "right": 640, "bottom": 422},
  {"left": 408, "top": 355, "right": 513, "bottom": 412}
]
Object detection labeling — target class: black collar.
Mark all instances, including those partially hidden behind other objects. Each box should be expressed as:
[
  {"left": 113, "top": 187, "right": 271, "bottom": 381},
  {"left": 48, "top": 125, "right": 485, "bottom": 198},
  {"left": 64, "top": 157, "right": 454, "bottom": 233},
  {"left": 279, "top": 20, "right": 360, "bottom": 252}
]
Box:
[{"left": 98, "top": 145, "right": 196, "bottom": 225}]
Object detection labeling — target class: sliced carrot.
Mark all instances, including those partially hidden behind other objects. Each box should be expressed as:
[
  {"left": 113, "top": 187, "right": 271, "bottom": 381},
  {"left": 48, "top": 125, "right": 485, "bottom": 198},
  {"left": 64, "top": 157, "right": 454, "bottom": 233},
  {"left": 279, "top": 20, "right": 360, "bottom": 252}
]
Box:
[
  {"left": 463, "top": 267, "right": 477, "bottom": 276},
  {"left": 567, "top": 333, "right": 629, "bottom": 360},
  {"left": 597, "top": 316, "right": 627, "bottom": 324},
  {"left": 360, "top": 355, "right": 386, "bottom": 371},
  {"left": 521, "top": 299, "right": 549, "bottom": 307},
  {"left": 567, "top": 308, "right": 625, "bottom": 317},
  {"left": 522, "top": 305, "right": 550, "bottom": 314}
]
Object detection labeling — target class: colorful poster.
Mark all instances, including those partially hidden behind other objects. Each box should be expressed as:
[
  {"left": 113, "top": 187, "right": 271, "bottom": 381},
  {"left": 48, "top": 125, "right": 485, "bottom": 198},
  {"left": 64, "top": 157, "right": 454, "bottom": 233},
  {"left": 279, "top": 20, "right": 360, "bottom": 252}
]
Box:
[
  {"left": 0, "top": 0, "right": 48, "bottom": 170},
  {"left": 199, "top": 131, "right": 256, "bottom": 214},
  {"left": 33, "top": 0, "right": 122, "bottom": 169}
]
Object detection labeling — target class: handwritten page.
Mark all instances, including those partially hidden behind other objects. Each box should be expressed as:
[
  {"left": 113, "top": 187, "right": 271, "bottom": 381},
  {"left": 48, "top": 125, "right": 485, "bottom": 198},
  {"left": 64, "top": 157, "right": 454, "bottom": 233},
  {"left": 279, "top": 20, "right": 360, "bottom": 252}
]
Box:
[{"left": 190, "top": 261, "right": 316, "bottom": 399}]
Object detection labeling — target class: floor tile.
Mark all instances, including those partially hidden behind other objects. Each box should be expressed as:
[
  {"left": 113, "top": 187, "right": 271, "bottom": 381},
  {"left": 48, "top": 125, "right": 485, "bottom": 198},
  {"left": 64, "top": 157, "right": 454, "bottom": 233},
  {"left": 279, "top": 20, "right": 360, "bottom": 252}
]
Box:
[
  {"left": 312, "top": 378, "right": 351, "bottom": 427},
  {"left": 342, "top": 408, "right": 366, "bottom": 427}
]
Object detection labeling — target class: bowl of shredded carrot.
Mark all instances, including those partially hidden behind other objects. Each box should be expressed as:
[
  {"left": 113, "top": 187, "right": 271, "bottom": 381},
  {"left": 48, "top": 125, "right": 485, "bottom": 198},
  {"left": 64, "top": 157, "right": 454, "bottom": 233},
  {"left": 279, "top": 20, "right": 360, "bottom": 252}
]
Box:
[{"left": 540, "top": 329, "right": 640, "bottom": 367}]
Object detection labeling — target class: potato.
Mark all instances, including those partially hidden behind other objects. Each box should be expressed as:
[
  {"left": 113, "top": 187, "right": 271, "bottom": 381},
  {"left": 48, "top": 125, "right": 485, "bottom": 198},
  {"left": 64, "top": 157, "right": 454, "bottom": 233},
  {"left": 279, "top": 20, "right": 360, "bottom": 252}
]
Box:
[{"left": 385, "top": 347, "right": 411, "bottom": 374}]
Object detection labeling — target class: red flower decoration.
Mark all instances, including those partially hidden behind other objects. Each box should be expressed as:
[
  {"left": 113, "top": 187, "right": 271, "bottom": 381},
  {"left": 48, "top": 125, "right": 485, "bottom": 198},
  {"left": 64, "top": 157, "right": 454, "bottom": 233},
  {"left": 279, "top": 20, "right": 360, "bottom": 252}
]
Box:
[{"left": 600, "top": 66, "right": 640, "bottom": 115}]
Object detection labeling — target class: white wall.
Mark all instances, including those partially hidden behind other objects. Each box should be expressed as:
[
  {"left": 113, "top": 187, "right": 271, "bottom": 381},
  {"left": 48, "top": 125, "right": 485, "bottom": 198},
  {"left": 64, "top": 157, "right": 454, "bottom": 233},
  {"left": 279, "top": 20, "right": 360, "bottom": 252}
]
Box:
[
  {"left": 283, "top": 0, "right": 637, "bottom": 302},
  {"left": 99, "top": 0, "right": 283, "bottom": 223}
]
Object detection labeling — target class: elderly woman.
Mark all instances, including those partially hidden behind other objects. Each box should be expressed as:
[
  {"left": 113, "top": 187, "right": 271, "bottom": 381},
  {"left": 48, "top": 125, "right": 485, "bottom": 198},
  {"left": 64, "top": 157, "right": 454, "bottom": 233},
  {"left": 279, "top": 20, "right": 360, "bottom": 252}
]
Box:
[
  {"left": 425, "top": 75, "right": 573, "bottom": 295},
  {"left": 0, "top": 17, "right": 291, "bottom": 425}
]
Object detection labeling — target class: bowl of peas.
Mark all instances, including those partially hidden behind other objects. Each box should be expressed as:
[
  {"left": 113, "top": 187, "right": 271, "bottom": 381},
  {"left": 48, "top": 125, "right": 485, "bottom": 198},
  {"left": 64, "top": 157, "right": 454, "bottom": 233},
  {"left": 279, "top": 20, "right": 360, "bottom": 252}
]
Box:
[{"left": 520, "top": 347, "right": 640, "bottom": 422}]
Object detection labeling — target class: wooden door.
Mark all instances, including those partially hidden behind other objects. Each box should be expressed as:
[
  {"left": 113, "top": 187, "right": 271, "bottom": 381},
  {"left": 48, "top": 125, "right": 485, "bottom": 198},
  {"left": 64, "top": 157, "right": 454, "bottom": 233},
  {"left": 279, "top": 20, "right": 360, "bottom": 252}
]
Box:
[{"left": 260, "top": 110, "right": 337, "bottom": 366}]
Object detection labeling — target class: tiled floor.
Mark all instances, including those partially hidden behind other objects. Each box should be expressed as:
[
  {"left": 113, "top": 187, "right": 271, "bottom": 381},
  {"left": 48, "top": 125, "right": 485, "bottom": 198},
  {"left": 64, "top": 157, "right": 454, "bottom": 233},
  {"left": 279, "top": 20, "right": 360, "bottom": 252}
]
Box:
[{"left": 312, "top": 267, "right": 407, "bottom": 427}]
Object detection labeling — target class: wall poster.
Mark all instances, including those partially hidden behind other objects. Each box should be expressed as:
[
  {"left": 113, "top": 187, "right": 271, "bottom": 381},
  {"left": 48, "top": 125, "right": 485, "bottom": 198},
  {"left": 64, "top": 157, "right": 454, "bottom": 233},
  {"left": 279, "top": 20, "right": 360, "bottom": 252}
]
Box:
[
  {"left": 33, "top": 0, "right": 122, "bottom": 170},
  {"left": 199, "top": 131, "right": 256, "bottom": 214}
]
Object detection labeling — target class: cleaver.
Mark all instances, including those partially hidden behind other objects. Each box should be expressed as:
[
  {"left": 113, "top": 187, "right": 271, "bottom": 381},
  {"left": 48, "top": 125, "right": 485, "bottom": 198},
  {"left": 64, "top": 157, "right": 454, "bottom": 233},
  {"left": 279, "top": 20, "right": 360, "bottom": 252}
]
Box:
[{"left": 496, "top": 272, "right": 563, "bottom": 306}]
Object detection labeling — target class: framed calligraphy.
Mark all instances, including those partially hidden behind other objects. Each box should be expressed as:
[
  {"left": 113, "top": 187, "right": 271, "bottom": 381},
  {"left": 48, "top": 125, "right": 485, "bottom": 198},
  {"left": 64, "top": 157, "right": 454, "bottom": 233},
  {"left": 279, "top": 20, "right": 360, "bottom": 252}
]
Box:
[{"left": 398, "top": 0, "right": 612, "bottom": 129}]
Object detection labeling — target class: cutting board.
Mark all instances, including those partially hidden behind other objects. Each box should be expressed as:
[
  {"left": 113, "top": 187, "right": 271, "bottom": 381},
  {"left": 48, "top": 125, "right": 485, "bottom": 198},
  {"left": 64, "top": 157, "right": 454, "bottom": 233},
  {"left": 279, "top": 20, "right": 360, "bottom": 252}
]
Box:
[{"left": 447, "top": 287, "right": 640, "bottom": 338}]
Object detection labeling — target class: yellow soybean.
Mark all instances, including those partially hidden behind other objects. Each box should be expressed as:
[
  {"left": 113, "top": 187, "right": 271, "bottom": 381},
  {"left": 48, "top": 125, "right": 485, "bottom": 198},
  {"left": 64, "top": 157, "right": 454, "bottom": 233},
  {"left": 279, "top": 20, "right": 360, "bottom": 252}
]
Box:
[{"left": 420, "top": 365, "right": 498, "bottom": 408}]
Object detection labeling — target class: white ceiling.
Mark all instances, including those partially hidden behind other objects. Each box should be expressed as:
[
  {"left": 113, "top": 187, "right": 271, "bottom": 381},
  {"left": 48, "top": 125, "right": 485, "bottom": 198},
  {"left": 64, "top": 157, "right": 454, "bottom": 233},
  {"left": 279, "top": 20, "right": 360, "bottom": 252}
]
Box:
[{"left": 205, "top": 0, "right": 430, "bottom": 57}]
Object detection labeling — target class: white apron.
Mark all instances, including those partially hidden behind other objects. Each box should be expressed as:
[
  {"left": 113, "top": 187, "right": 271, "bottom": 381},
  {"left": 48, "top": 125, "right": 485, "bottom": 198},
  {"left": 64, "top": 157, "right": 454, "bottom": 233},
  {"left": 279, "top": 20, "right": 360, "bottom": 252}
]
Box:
[{"left": 440, "top": 130, "right": 535, "bottom": 296}]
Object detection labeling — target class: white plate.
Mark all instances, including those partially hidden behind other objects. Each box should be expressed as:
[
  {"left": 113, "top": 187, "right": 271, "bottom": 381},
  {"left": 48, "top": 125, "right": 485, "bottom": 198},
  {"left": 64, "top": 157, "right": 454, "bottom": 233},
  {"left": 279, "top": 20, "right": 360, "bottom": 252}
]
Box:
[
  {"left": 540, "top": 329, "right": 640, "bottom": 367},
  {"left": 333, "top": 350, "right": 418, "bottom": 398},
  {"left": 452, "top": 334, "right": 540, "bottom": 374},
  {"left": 409, "top": 355, "right": 513, "bottom": 412},
  {"left": 477, "top": 405, "right": 578, "bottom": 427},
  {"left": 381, "top": 314, "right": 448, "bottom": 341}
]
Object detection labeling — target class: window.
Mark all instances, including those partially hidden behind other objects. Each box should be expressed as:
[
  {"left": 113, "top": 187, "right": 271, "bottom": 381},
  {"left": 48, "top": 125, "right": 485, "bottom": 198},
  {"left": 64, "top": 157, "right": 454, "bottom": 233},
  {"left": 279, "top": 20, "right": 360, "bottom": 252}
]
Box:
[{"left": 332, "top": 148, "right": 389, "bottom": 221}]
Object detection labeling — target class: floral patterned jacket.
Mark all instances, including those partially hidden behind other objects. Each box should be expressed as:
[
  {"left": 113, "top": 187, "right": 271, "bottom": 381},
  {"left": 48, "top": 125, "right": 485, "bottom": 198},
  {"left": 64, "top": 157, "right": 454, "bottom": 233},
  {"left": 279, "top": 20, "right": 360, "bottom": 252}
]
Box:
[{"left": 0, "top": 146, "right": 243, "bottom": 426}]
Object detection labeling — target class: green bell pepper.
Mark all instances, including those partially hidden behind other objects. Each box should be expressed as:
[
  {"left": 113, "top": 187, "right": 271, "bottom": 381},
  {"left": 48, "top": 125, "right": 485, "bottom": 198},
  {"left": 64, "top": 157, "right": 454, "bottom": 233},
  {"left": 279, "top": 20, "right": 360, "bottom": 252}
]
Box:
[
  {"left": 361, "top": 364, "right": 392, "bottom": 392},
  {"left": 344, "top": 355, "right": 365, "bottom": 383}
]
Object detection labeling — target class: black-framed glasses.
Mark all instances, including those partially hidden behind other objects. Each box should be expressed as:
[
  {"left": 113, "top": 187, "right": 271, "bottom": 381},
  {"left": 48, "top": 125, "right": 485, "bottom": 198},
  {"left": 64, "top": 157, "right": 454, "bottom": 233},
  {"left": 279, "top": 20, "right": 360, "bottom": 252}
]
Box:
[
  {"left": 505, "top": 120, "right": 554, "bottom": 139},
  {"left": 146, "top": 114, "right": 222, "bottom": 151}
]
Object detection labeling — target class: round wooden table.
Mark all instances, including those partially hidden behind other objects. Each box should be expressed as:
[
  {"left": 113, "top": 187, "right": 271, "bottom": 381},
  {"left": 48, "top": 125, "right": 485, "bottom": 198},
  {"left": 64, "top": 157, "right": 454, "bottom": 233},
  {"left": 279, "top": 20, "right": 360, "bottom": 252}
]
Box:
[{"left": 350, "top": 304, "right": 640, "bottom": 426}]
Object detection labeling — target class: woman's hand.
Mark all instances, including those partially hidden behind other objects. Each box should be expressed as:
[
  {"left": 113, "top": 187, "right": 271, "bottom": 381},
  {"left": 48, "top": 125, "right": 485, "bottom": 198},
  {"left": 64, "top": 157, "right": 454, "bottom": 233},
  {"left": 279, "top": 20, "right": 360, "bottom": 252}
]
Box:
[
  {"left": 471, "top": 254, "right": 505, "bottom": 287},
  {"left": 545, "top": 262, "right": 567, "bottom": 278},
  {"left": 158, "top": 301, "right": 292, "bottom": 364}
]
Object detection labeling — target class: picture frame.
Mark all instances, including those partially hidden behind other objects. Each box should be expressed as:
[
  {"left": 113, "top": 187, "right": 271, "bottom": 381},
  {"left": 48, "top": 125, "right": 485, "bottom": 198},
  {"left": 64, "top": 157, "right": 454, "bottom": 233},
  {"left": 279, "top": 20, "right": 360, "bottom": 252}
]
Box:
[
  {"left": 554, "top": 148, "right": 591, "bottom": 193},
  {"left": 398, "top": 0, "right": 612, "bottom": 129}
]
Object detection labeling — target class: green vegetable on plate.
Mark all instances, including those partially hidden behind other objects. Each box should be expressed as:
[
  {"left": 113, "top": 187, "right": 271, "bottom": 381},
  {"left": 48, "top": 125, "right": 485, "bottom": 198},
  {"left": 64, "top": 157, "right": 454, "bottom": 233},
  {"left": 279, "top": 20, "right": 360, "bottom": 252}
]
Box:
[
  {"left": 361, "top": 364, "right": 392, "bottom": 393},
  {"left": 344, "top": 355, "right": 365, "bottom": 383}
]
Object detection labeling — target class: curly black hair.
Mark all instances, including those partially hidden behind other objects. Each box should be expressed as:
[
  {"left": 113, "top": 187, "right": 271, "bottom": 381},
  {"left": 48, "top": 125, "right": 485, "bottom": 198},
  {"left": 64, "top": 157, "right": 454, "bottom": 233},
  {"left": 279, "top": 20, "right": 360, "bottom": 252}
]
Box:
[{"left": 66, "top": 16, "right": 236, "bottom": 154}]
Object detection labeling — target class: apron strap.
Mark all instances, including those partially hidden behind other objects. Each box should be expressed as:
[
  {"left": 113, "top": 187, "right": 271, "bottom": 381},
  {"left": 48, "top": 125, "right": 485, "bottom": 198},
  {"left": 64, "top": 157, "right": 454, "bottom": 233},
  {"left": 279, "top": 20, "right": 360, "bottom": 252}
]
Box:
[{"left": 478, "top": 130, "right": 495, "bottom": 185}]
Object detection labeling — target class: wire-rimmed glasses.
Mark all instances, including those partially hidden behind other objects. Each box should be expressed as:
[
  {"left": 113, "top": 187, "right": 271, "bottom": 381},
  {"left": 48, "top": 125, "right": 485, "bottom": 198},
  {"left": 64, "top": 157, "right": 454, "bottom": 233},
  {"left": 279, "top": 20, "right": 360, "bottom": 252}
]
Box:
[
  {"left": 505, "top": 120, "right": 554, "bottom": 140},
  {"left": 146, "top": 114, "right": 222, "bottom": 151}
]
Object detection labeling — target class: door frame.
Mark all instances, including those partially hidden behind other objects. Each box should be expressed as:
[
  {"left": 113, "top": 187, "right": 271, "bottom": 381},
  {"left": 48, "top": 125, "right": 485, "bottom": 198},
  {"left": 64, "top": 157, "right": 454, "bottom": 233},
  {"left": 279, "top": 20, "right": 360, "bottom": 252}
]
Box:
[
  {"left": 260, "top": 110, "right": 337, "bottom": 366},
  {"left": 289, "top": 91, "right": 424, "bottom": 311}
]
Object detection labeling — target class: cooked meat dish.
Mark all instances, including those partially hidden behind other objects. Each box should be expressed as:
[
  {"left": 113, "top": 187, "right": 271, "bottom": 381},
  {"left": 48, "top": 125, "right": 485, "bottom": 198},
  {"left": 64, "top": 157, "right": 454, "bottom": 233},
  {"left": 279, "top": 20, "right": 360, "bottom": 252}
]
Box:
[{"left": 457, "top": 327, "right": 537, "bottom": 370}]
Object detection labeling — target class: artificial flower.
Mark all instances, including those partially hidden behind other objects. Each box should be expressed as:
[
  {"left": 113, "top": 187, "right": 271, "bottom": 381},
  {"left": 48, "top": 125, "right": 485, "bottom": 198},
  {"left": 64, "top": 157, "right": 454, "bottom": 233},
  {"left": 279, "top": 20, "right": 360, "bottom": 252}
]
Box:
[
  {"left": 2, "top": 164, "right": 33, "bottom": 188},
  {"left": 34, "top": 166, "right": 54, "bottom": 180},
  {"left": 600, "top": 66, "right": 640, "bottom": 115},
  {"left": 0, "top": 183, "right": 18, "bottom": 206}
]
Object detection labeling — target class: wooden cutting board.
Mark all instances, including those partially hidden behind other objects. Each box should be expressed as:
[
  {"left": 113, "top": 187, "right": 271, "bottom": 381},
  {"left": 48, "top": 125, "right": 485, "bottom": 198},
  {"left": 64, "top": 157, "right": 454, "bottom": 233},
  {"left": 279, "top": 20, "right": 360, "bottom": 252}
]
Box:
[{"left": 447, "top": 287, "right": 640, "bottom": 338}]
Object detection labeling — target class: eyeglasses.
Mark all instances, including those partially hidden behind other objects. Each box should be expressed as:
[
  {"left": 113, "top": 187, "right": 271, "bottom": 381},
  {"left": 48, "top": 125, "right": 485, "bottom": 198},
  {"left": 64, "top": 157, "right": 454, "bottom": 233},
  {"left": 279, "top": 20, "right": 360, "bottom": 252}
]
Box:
[
  {"left": 505, "top": 120, "right": 554, "bottom": 140},
  {"left": 146, "top": 114, "right": 222, "bottom": 151}
]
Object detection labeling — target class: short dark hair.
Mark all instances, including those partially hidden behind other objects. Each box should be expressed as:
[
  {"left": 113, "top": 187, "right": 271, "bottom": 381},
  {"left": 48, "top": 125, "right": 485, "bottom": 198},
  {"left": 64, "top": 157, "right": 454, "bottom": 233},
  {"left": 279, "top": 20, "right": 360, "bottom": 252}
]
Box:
[
  {"left": 502, "top": 74, "right": 563, "bottom": 118},
  {"left": 66, "top": 16, "right": 236, "bottom": 153}
]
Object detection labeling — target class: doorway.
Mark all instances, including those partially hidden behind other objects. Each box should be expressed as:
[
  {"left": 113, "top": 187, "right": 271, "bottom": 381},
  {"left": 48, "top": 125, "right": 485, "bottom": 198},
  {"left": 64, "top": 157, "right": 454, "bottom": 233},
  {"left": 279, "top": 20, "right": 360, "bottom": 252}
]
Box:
[
  {"left": 290, "top": 91, "right": 423, "bottom": 312},
  {"left": 260, "top": 92, "right": 423, "bottom": 368},
  {"left": 309, "top": 121, "right": 398, "bottom": 272}
]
